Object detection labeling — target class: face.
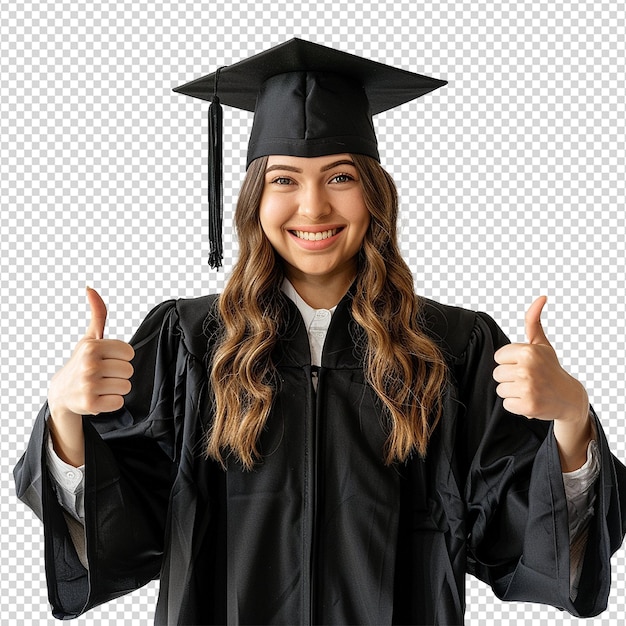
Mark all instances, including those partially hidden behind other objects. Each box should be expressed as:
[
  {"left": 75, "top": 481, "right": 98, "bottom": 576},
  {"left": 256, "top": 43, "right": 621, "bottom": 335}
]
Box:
[{"left": 259, "top": 154, "right": 370, "bottom": 285}]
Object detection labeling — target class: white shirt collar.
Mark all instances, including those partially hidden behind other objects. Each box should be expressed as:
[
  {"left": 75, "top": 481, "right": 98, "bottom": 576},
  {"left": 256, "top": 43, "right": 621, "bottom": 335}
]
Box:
[
  {"left": 281, "top": 278, "right": 336, "bottom": 326},
  {"left": 281, "top": 278, "right": 336, "bottom": 367}
]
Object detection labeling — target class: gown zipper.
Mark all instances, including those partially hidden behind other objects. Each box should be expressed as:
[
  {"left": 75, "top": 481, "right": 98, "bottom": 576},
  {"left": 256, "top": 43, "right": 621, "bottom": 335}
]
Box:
[{"left": 308, "top": 364, "right": 322, "bottom": 626}]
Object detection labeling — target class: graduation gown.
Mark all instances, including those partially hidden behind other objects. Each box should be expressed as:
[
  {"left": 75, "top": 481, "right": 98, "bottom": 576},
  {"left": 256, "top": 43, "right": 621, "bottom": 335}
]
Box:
[{"left": 14, "top": 291, "right": 626, "bottom": 625}]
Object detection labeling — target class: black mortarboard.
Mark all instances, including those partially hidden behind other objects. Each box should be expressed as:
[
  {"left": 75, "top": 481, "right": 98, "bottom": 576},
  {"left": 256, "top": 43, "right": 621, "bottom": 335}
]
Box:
[{"left": 174, "top": 38, "right": 446, "bottom": 268}]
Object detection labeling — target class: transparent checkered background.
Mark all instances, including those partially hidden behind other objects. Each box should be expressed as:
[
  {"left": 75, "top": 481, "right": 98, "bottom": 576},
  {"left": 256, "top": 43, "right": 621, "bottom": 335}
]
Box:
[{"left": 1, "top": 1, "right": 624, "bottom": 624}]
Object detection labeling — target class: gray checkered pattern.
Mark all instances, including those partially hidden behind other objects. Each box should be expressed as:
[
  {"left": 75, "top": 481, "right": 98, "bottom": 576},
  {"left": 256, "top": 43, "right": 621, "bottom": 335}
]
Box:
[{"left": 1, "top": 1, "right": 624, "bottom": 624}]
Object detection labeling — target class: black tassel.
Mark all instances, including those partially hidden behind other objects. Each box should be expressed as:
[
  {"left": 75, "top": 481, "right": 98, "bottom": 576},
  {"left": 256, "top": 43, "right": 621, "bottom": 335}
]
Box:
[{"left": 207, "top": 71, "right": 224, "bottom": 269}]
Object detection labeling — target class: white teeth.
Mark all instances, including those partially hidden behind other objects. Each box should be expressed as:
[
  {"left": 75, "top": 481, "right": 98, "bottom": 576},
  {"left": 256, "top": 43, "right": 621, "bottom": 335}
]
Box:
[{"left": 293, "top": 228, "right": 338, "bottom": 241}]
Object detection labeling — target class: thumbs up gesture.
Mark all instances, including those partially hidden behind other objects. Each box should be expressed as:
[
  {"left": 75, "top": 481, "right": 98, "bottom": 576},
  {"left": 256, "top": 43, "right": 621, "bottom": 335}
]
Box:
[
  {"left": 48, "top": 287, "right": 135, "bottom": 419},
  {"left": 493, "top": 297, "right": 589, "bottom": 423}
]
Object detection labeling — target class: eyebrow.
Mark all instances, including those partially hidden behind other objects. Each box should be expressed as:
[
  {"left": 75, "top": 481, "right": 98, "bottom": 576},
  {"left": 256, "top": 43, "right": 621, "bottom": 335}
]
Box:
[{"left": 265, "top": 159, "right": 356, "bottom": 174}]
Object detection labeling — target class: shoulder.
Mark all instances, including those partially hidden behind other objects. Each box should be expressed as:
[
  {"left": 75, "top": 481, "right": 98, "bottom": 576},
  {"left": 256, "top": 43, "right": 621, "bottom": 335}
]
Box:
[
  {"left": 418, "top": 297, "right": 509, "bottom": 363},
  {"left": 132, "top": 294, "right": 221, "bottom": 362},
  {"left": 175, "top": 294, "right": 221, "bottom": 361}
]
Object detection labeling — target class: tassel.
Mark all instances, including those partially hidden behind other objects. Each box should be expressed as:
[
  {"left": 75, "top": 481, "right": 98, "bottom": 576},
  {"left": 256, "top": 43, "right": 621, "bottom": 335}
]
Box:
[{"left": 207, "top": 68, "right": 224, "bottom": 268}]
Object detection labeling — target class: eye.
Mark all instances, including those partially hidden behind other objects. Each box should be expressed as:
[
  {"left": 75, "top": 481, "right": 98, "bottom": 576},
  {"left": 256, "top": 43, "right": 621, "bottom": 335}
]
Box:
[
  {"left": 270, "top": 176, "right": 294, "bottom": 186},
  {"left": 329, "top": 173, "right": 355, "bottom": 184}
]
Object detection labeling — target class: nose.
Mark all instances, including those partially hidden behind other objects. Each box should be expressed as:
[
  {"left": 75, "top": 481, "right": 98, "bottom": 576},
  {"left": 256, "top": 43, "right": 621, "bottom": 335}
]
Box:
[{"left": 298, "top": 183, "right": 331, "bottom": 220}]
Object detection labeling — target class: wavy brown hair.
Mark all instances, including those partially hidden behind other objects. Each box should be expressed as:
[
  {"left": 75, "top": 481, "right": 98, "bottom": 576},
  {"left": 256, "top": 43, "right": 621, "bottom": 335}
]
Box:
[{"left": 207, "top": 154, "right": 447, "bottom": 469}]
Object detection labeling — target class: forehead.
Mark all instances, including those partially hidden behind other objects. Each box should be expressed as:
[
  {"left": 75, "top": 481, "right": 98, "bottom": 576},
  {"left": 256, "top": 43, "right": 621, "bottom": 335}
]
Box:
[{"left": 265, "top": 153, "right": 355, "bottom": 169}]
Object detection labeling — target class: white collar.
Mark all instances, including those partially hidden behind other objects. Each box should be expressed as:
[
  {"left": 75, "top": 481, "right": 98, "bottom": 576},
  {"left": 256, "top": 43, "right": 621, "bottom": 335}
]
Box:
[
  {"left": 280, "top": 278, "right": 336, "bottom": 330},
  {"left": 281, "top": 279, "right": 337, "bottom": 368}
]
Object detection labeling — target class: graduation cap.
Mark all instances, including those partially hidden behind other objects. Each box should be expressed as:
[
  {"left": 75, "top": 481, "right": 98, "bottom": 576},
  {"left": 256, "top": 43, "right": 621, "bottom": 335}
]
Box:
[{"left": 174, "top": 38, "right": 446, "bottom": 268}]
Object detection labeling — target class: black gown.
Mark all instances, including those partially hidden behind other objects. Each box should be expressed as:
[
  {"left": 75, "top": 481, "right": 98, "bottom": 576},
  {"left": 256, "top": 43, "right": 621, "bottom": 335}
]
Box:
[{"left": 14, "top": 291, "right": 626, "bottom": 625}]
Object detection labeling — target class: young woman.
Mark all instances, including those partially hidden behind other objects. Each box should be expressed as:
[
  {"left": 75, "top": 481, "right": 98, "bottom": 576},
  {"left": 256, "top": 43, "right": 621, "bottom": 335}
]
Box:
[{"left": 14, "top": 39, "right": 626, "bottom": 625}]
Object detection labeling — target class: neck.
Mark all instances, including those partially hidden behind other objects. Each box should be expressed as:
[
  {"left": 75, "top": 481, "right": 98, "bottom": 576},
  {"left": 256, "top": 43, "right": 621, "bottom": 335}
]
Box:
[{"left": 284, "top": 265, "right": 356, "bottom": 309}]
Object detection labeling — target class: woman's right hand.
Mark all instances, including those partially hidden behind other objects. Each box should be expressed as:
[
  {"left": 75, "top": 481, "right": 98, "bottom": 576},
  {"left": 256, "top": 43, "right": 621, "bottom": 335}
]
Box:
[{"left": 47, "top": 287, "right": 135, "bottom": 466}]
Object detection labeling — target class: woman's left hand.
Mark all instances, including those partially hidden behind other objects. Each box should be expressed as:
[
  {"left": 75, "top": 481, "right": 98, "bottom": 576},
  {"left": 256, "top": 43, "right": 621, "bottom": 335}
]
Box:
[{"left": 493, "top": 296, "right": 589, "bottom": 425}]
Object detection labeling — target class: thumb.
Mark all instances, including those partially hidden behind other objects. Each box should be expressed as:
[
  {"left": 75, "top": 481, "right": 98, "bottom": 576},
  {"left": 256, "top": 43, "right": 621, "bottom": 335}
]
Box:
[
  {"left": 85, "top": 286, "right": 107, "bottom": 340},
  {"left": 525, "top": 295, "right": 550, "bottom": 345}
]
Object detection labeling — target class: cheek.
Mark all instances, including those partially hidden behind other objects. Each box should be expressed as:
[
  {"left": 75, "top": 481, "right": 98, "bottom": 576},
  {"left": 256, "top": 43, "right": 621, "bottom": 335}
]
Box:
[
  {"left": 259, "top": 195, "right": 289, "bottom": 230},
  {"left": 345, "top": 189, "right": 369, "bottom": 226},
  {"left": 258, "top": 200, "right": 288, "bottom": 251},
  {"left": 362, "top": 211, "right": 372, "bottom": 233},
  {"left": 348, "top": 202, "right": 371, "bottom": 242},
  {"left": 258, "top": 198, "right": 276, "bottom": 235}
]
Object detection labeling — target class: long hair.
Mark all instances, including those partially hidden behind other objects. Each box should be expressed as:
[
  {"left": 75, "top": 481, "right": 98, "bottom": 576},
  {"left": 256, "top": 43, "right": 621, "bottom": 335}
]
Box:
[{"left": 207, "top": 154, "right": 447, "bottom": 469}]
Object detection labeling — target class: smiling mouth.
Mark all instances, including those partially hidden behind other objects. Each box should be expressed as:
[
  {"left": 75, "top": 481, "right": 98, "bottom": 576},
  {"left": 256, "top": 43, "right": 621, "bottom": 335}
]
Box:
[{"left": 290, "top": 228, "right": 341, "bottom": 241}]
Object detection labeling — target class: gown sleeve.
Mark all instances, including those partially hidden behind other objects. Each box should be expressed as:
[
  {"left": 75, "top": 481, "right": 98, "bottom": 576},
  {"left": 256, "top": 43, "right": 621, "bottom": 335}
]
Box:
[
  {"left": 458, "top": 311, "right": 626, "bottom": 617},
  {"left": 13, "top": 299, "right": 202, "bottom": 619}
]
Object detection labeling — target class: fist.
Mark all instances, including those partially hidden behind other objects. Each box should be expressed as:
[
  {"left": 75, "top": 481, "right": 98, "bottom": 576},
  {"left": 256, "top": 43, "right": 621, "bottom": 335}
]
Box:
[
  {"left": 48, "top": 287, "right": 135, "bottom": 417},
  {"left": 493, "top": 296, "right": 588, "bottom": 423}
]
